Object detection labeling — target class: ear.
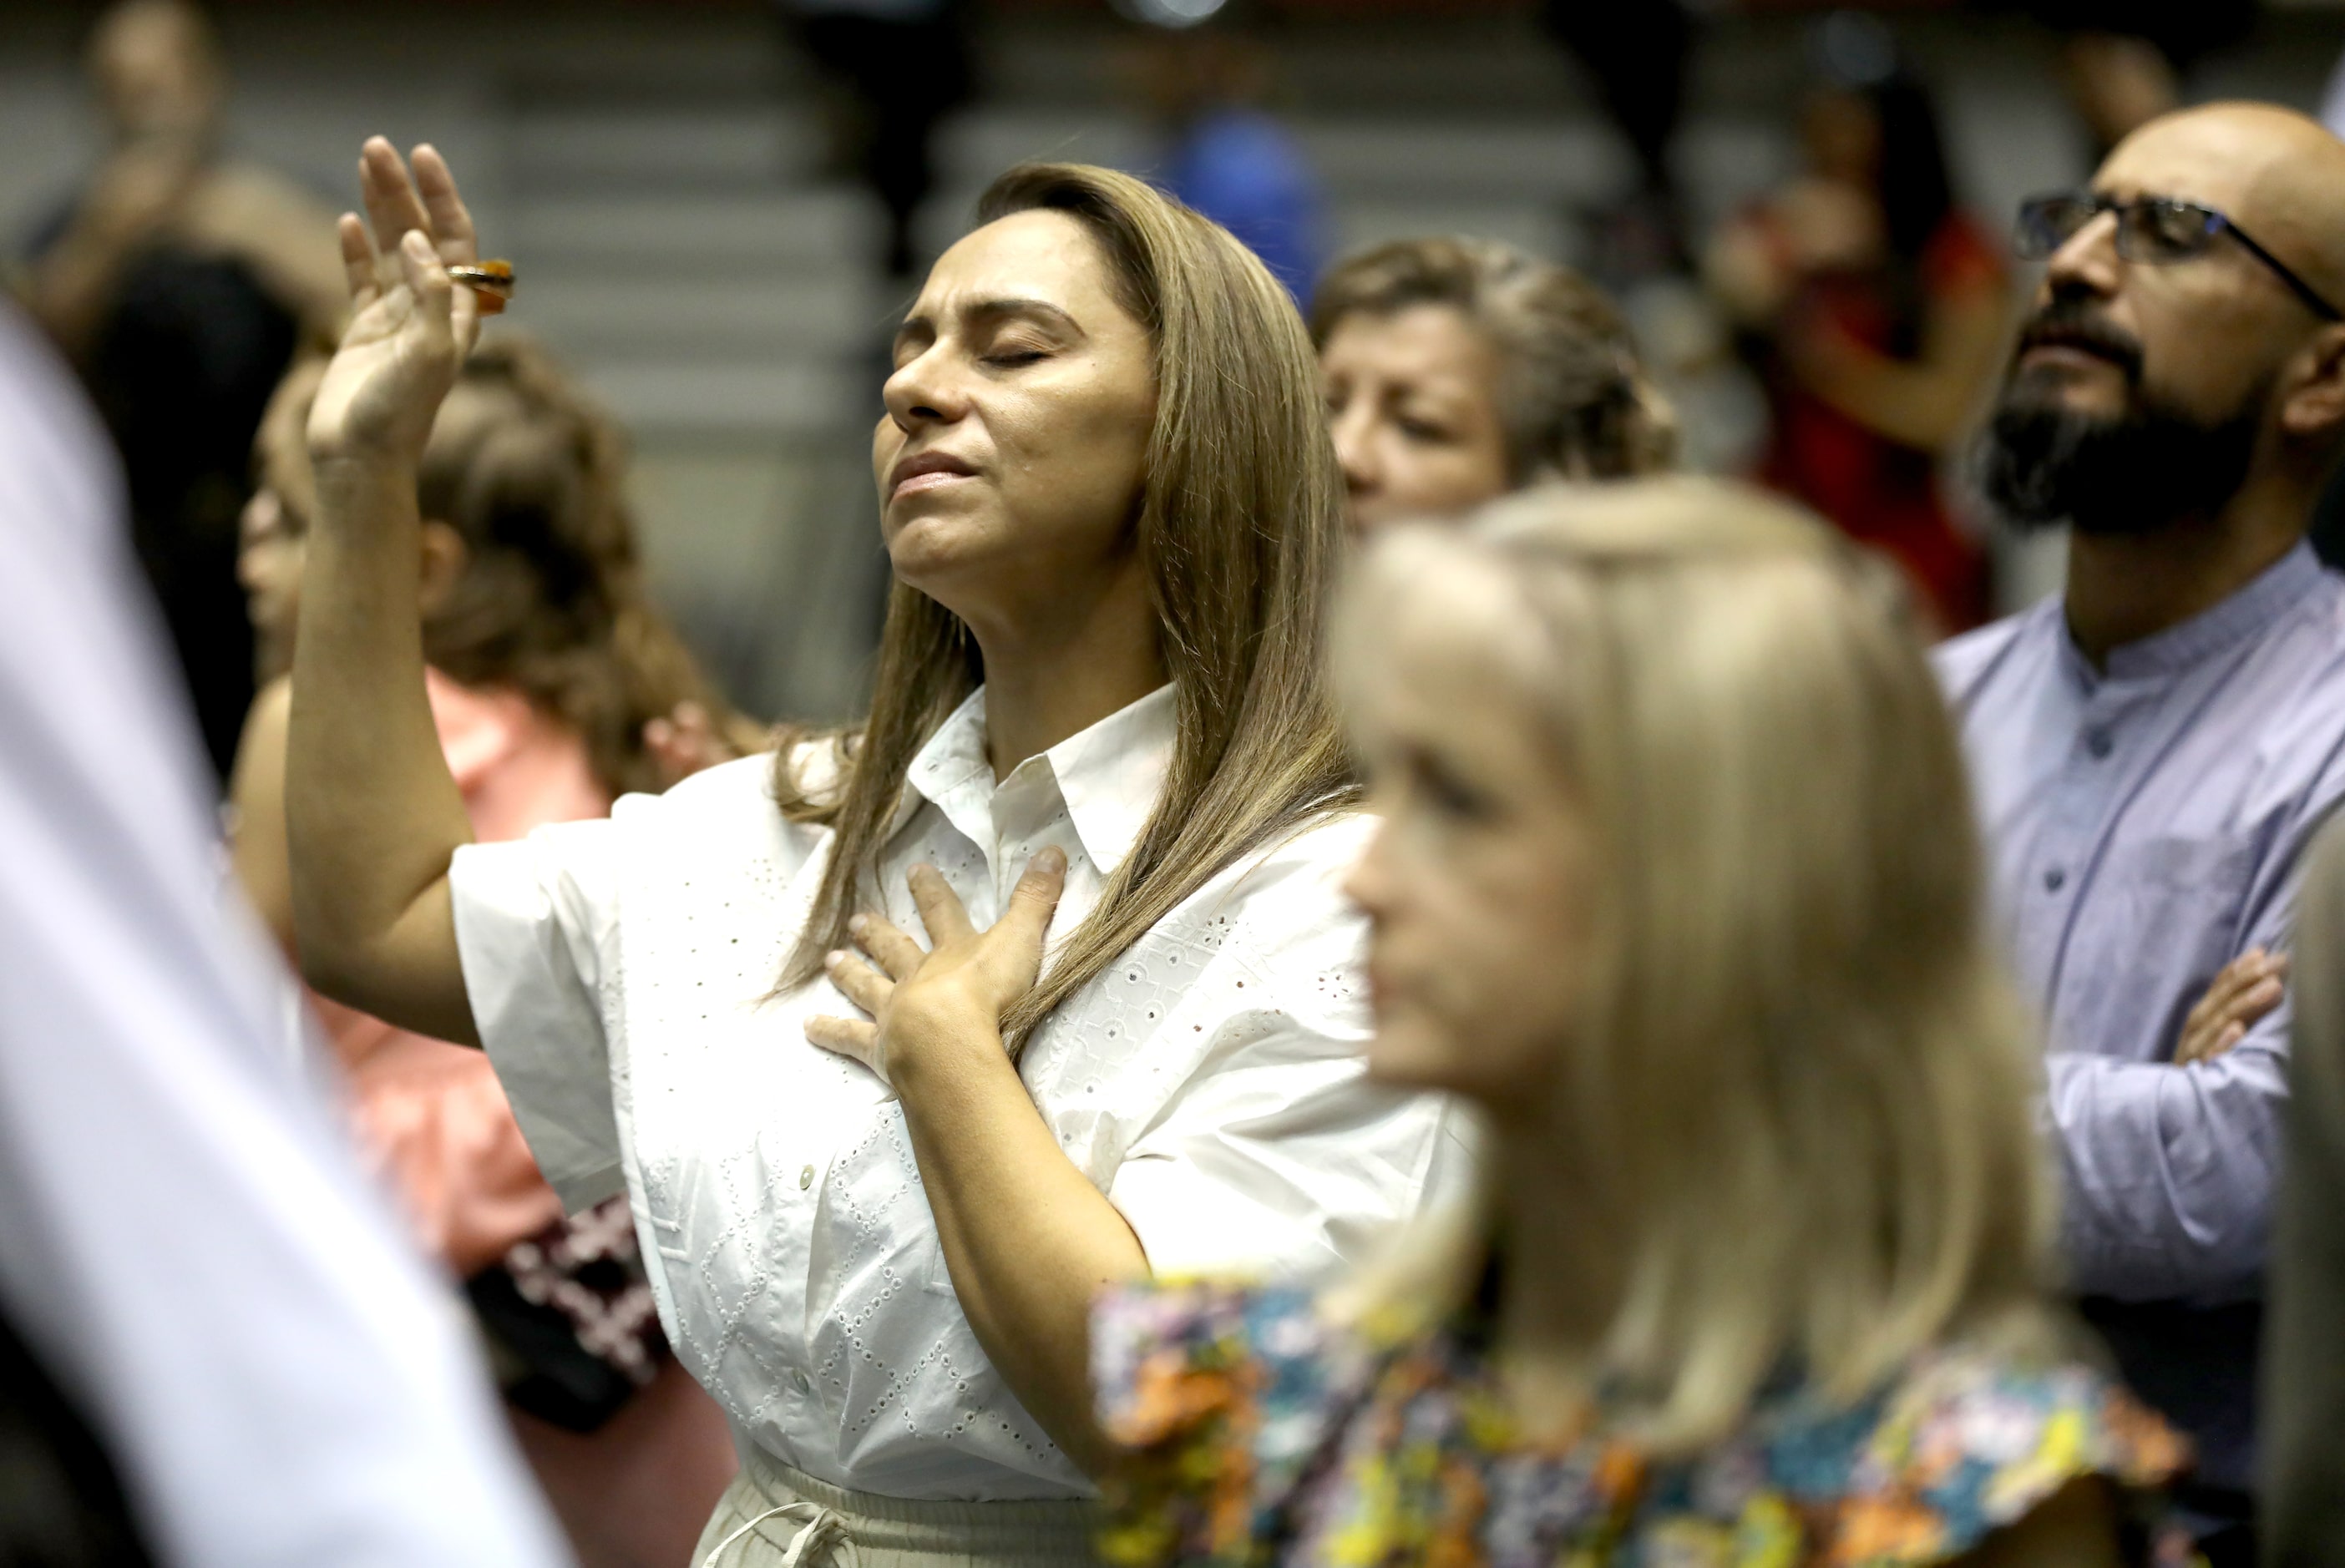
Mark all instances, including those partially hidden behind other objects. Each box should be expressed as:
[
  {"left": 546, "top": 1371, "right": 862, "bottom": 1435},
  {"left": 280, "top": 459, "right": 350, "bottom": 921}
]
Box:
[
  {"left": 417, "top": 520, "right": 469, "bottom": 615},
  {"left": 2280, "top": 324, "right": 2345, "bottom": 444}
]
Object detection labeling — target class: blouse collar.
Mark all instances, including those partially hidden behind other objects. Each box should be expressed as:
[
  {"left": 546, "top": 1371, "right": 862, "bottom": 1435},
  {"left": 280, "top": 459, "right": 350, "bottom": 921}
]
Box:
[{"left": 902, "top": 683, "right": 1179, "bottom": 877}]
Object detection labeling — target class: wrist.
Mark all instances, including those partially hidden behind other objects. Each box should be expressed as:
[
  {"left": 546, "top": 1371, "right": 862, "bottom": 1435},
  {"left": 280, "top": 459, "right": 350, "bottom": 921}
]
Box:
[
  {"left": 309, "top": 448, "right": 423, "bottom": 504},
  {"left": 887, "top": 1002, "right": 1010, "bottom": 1096}
]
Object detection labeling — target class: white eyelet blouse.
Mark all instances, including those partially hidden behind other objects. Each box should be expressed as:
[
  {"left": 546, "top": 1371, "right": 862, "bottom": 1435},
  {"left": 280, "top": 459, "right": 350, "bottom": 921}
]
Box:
[{"left": 448, "top": 684, "right": 1473, "bottom": 1501}]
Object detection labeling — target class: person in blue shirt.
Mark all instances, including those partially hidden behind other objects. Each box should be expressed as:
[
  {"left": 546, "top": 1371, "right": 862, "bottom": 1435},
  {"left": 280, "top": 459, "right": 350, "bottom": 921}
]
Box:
[
  {"left": 1938, "top": 102, "right": 2345, "bottom": 1566},
  {"left": 1141, "top": 23, "right": 1325, "bottom": 302}
]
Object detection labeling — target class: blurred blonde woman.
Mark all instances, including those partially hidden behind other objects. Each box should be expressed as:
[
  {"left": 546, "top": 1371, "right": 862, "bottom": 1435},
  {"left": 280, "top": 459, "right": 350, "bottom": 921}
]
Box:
[
  {"left": 1093, "top": 478, "right": 2193, "bottom": 1565},
  {"left": 1312, "top": 236, "right": 1675, "bottom": 533}
]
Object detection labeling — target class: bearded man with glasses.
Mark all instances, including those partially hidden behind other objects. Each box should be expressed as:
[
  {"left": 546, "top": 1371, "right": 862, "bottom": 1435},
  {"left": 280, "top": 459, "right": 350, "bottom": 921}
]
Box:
[{"left": 1936, "top": 103, "right": 2345, "bottom": 1566}]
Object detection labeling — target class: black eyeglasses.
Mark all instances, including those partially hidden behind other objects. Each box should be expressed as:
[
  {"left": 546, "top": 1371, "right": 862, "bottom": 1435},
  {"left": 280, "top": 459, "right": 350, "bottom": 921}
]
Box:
[{"left": 2015, "top": 192, "right": 2342, "bottom": 322}]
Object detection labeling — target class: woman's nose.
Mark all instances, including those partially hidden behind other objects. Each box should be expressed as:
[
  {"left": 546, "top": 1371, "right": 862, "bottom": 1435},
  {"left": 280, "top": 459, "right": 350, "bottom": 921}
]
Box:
[
  {"left": 882, "top": 346, "right": 968, "bottom": 432},
  {"left": 1341, "top": 820, "right": 1397, "bottom": 915},
  {"left": 1330, "top": 406, "right": 1380, "bottom": 493}
]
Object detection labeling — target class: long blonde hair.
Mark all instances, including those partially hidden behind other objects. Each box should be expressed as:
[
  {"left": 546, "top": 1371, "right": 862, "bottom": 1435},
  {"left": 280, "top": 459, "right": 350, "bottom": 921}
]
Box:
[
  {"left": 1335, "top": 478, "right": 2055, "bottom": 1452},
  {"left": 774, "top": 164, "right": 1356, "bottom": 1049}
]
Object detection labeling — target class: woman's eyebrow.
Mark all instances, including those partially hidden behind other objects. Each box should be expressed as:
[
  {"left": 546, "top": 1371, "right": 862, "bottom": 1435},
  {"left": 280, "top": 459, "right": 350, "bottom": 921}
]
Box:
[
  {"left": 965, "top": 297, "right": 1084, "bottom": 336},
  {"left": 892, "top": 298, "right": 1083, "bottom": 356}
]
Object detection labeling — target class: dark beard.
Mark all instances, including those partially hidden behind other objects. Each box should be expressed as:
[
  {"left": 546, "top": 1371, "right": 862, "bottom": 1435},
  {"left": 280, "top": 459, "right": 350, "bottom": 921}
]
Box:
[{"left": 1978, "top": 376, "right": 2266, "bottom": 538}]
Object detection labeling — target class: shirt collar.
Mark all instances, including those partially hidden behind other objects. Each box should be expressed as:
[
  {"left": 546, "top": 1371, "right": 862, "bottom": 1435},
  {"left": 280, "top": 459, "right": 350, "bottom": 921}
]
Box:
[
  {"left": 899, "top": 684, "right": 1178, "bottom": 876},
  {"left": 2072, "top": 541, "right": 2326, "bottom": 684}
]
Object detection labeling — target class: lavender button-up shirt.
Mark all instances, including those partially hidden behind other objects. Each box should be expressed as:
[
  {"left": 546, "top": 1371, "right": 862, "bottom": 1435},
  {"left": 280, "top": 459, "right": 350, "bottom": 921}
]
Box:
[{"left": 1936, "top": 541, "right": 2345, "bottom": 1489}]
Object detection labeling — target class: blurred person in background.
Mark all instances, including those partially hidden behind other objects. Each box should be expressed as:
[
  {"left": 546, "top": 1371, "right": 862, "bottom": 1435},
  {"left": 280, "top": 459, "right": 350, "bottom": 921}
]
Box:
[
  {"left": 1137, "top": 11, "right": 1324, "bottom": 303},
  {"left": 2264, "top": 815, "right": 2345, "bottom": 1566},
  {"left": 282, "top": 144, "right": 1465, "bottom": 1565},
  {"left": 1538, "top": 0, "right": 1699, "bottom": 285},
  {"left": 1094, "top": 478, "right": 2194, "bottom": 1566},
  {"left": 0, "top": 289, "right": 570, "bottom": 1565},
  {"left": 19, "top": 0, "right": 343, "bottom": 786},
  {"left": 230, "top": 340, "right": 762, "bottom": 1568},
  {"left": 1708, "top": 19, "right": 2009, "bottom": 635},
  {"left": 1311, "top": 236, "right": 1674, "bottom": 534},
  {"left": 1942, "top": 103, "right": 2345, "bottom": 1565},
  {"left": 780, "top": 0, "right": 974, "bottom": 283},
  {"left": 2012, "top": 2, "right": 2257, "bottom": 159}
]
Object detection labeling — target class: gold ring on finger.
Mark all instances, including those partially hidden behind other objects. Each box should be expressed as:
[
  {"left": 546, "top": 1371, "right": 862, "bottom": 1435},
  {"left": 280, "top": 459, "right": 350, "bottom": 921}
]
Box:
[{"left": 447, "top": 259, "right": 515, "bottom": 314}]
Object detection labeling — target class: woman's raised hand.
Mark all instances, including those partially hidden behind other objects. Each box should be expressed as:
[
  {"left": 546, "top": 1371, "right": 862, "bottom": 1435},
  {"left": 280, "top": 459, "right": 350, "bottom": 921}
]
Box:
[{"left": 307, "top": 139, "right": 483, "bottom": 469}]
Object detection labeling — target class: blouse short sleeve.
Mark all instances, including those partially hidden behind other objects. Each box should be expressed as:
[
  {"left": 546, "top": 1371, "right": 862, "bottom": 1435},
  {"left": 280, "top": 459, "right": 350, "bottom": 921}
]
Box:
[
  {"left": 448, "top": 817, "right": 625, "bottom": 1212},
  {"left": 1091, "top": 1281, "right": 1361, "bottom": 1568},
  {"left": 1104, "top": 818, "right": 1473, "bottom": 1284},
  {"left": 1108, "top": 1034, "right": 1469, "bottom": 1284},
  {"left": 1803, "top": 1349, "right": 2196, "bottom": 1564}
]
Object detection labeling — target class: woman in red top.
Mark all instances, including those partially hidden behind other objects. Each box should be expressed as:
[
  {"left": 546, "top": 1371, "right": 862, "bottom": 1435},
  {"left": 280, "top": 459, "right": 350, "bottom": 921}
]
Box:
[{"left": 1709, "top": 50, "right": 2011, "bottom": 634}]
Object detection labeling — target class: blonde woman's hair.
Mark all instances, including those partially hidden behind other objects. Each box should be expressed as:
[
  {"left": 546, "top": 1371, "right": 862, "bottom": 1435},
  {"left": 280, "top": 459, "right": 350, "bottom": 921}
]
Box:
[
  {"left": 772, "top": 163, "right": 1356, "bottom": 1050},
  {"left": 1311, "top": 236, "right": 1677, "bottom": 483},
  {"left": 1332, "top": 477, "right": 2056, "bottom": 1454}
]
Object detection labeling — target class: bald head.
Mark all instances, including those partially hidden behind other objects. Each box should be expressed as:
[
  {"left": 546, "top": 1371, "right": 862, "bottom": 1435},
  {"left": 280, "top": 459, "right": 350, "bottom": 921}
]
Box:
[
  {"left": 2106, "top": 103, "right": 2345, "bottom": 315},
  {"left": 1980, "top": 99, "right": 2345, "bottom": 539}
]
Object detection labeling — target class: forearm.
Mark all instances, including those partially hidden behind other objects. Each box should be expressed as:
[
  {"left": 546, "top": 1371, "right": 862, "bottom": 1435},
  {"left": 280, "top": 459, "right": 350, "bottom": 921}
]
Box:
[
  {"left": 2045, "top": 1043, "right": 2284, "bottom": 1302},
  {"left": 896, "top": 1036, "right": 1149, "bottom": 1475},
  {"left": 1793, "top": 291, "right": 2007, "bottom": 453},
  {"left": 27, "top": 223, "right": 140, "bottom": 359},
  {"left": 1798, "top": 351, "right": 1976, "bottom": 450},
  {"left": 225, "top": 679, "right": 297, "bottom": 956},
  {"left": 286, "top": 458, "right": 477, "bottom": 1039}
]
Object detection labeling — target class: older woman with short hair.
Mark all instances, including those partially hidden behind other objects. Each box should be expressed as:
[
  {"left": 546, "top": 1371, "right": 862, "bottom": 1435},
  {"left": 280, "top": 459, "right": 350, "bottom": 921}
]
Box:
[{"left": 1313, "top": 236, "right": 1675, "bottom": 533}]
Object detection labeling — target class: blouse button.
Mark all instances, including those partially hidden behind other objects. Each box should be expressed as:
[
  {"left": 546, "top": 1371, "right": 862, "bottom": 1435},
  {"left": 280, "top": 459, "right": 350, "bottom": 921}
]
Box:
[
  {"left": 799, "top": 1165, "right": 815, "bottom": 1190},
  {"left": 792, "top": 1368, "right": 812, "bottom": 1395}
]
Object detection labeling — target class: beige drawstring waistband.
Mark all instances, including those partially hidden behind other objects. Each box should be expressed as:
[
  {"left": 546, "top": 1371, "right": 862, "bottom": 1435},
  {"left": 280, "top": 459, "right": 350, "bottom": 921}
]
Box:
[{"left": 701, "top": 1500, "right": 864, "bottom": 1568}]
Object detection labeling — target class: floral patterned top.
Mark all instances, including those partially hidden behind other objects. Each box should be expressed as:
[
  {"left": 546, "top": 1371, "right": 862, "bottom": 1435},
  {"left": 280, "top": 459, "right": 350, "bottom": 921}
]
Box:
[{"left": 1091, "top": 1282, "right": 2198, "bottom": 1567}]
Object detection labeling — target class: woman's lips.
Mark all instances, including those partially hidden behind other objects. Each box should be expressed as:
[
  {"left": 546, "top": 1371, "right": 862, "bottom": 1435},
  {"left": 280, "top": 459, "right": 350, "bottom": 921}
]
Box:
[
  {"left": 892, "top": 468, "right": 973, "bottom": 499},
  {"left": 887, "top": 449, "right": 980, "bottom": 499}
]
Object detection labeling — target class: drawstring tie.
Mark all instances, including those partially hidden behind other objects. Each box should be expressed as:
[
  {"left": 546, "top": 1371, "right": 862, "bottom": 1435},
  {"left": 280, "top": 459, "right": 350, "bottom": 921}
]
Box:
[{"left": 701, "top": 1502, "right": 863, "bottom": 1568}]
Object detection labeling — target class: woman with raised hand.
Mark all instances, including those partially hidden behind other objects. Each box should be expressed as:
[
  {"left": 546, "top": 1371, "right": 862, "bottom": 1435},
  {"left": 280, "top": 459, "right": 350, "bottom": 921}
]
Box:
[
  {"left": 1093, "top": 478, "right": 2193, "bottom": 1565},
  {"left": 286, "top": 139, "right": 1466, "bottom": 1565},
  {"left": 1313, "top": 236, "right": 1675, "bottom": 534}
]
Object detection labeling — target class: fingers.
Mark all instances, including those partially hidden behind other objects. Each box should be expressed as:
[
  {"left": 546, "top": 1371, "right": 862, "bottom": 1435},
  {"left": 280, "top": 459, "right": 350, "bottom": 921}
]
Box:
[
  {"left": 906, "top": 863, "right": 976, "bottom": 947},
  {"left": 358, "top": 137, "right": 433, "bottom": 262},
  {"left": 336, "top": 212, "right": 379, "bottom": 309},
  {"left": 1002, "top": 846, "right": 1068, "bottom": 944},
  {"left": 409, "top": 144, "right": 479, "bottom": 265},
  {"left": 2177, "top": 949, "right": 2288, "bottom": 1064},
  {"left": 804, "top": 1013, "right": 884, "bottom": 1080},
  {"left": 395, "top": 229, "right": 455, "bottom": 343},
  {"left": 848, "top": 912, "right": 928, "bottom": 981},
  {"left": 408, "top": 144, "right": 483, "bottom": 352},
  {"left": 823, "top": 948, "right": 892, "bottom": 1016},
  {"left": 2184, "top": 950, "right": 2272, "bottom": 1029}
]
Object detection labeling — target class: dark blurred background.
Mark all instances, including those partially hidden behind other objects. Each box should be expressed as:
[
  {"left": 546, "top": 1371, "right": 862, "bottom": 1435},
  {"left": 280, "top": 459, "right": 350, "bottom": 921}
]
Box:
[{"left": 5, "top": 0, "right": 2340, "bottom": 726}]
